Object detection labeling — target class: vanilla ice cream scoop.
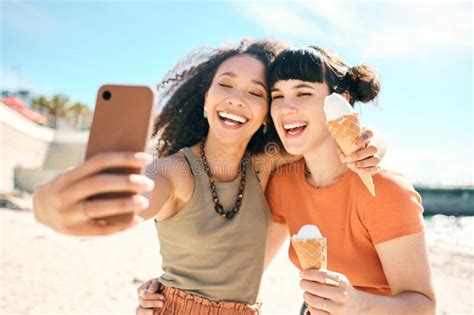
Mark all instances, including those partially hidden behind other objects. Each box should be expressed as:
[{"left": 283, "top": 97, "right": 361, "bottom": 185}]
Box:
[
  {"left": 295, "top": 224, "right": 322, "bottom": 240},
  {"left": 323, "top": 93, "right": 356, "bottom": 121}
]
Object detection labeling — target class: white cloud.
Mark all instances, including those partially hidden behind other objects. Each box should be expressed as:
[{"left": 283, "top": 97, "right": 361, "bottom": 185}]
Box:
[
  {"left": 238, "top": 3, "right": 326, "bottom": 41},
  {"left": 235, "top": 1, "right": 472, "bottom": 60}
]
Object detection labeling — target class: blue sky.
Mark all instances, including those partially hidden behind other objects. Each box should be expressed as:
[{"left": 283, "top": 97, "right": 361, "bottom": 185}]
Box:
[{"left": 1, "top": 0, "right": 472, "bottom": 186}]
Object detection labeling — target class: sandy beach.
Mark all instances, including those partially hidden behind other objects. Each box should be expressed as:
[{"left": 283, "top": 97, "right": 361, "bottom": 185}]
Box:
[{"left": 1, "top": 206, "right": 473, "bottom": 315}]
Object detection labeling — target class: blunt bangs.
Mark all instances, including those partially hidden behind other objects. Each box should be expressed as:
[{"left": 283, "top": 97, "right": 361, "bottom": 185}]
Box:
[{"left": 268, "top": 47, "right": 325, "bottom": 87}]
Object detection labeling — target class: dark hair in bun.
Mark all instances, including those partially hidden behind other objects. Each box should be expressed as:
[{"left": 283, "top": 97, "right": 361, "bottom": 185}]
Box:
[
  {"left": 268, "top": 45, "right": 380, "bottom": 106},
  {"left": 345, "top": 64, "right": 380, "bottom": 103}
]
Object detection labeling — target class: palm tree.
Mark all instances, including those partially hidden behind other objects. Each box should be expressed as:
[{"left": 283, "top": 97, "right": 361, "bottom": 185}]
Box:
[
  {"left": 30, "top": 95, "right": 49, "bottom": 113},
  {"left": 68, "top": 102, "right": 90, "bottom": 130},
  {"left": 32, "top": 94, "right": 70, "bottom": 128}
]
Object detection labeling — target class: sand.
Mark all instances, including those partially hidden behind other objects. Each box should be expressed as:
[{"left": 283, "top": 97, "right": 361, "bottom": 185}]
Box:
[{"left": 1, "top": 208, "right": 473, "bottom": 315}]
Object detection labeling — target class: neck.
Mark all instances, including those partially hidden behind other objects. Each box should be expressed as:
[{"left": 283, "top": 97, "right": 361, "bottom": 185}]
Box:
[
  {"left": 202, "top": 132, "right": 249, "bottom": 182},
  {"left": 303, "top": 136, "right": 348, "bottom": 188}
]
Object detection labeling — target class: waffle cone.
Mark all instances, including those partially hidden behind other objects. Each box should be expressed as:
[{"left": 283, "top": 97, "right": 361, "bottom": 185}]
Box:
[
  {"left": 290, "top": 236, "right": 327, "bottom": 270},
  {"left": 326, "top": 113, "right": 376, "bottom": 196}
]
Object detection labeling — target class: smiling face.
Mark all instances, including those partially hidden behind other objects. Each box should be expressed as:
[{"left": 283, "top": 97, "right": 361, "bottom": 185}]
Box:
[
  {"left": 204, "top": 54, "right": 269, "bottom": 146},
  {"left": 270, "top": 79, "right": 331, "bottom": 155}
]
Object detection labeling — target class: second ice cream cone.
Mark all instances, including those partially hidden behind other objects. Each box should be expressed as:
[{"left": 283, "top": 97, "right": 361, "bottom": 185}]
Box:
[
  {"left": 291, "top": 236, "right": 327, "bottom": 270},
  {"left": 326, "top": 113, "right": 376, "bottom": 196}
]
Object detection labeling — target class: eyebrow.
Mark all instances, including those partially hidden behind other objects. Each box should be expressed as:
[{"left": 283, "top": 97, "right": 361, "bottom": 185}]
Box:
[
  {"left": 218, "top": 72, "right": 268, "bottom": 90},
  {"left": 271, "top": 84, "right": 315, "bottom": 92},
  {"left": 294, "top": 84, "right": 315, "bottom": 89}
]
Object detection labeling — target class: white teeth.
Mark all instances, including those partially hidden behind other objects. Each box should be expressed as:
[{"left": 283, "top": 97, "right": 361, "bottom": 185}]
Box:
[
  {"left": 283, "top": 122, "right": 308, "bottom": 130},
  {"left": 223, "top": 120, "right": 237, "bottom": 126},
  {"left": 218, "top": 111, "right": 248, "bottom": 124}
]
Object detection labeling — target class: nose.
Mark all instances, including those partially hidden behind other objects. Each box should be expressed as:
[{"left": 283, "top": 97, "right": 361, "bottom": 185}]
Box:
[
  {"left": 280, "top": 100, "right": 297, "bottom": 115},
  {"left": 226, "top": 91, "right": 245, "bottom": 107}
]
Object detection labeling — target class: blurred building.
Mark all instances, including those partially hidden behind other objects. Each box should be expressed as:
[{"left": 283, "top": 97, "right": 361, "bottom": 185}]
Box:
[{"left": 0, "top": 99, "right": 89, "bottom": 193}]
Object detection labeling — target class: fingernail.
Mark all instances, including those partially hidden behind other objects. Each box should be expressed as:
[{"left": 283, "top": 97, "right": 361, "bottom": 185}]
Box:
[
  {"left": 130, "top": 174, "right": 153, "bottom": 186},
  {"left": 135, "top": 152, "right": 153, "bottom": 163},
  {"left": 362, "top": 133, "right": 369, "bottom": 140},
  {"left": 138, "top": 198, "right": 150, "bottom": 208},
  {"left": 140, "top": 177, "right": 155, "bottom": 190},
  {"left": 326, "top": 273, "right": 340, "bottom": 282},
  {"left": 134, "top": 216, "right": 144, "bottom": 224}
]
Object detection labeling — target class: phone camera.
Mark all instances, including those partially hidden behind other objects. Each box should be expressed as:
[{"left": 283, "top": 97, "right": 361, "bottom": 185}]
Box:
[{"left": 102, "top": 91, "right": 112, "bottom": 101}]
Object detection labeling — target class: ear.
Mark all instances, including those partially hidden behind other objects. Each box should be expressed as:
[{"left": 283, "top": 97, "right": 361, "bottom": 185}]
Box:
[
  {"left": 204, "top": 91, "right": 208, "bottom": 111},
  {"left": 263, "top": 113, "right": 271, "bottom": 126},
  {"left": 341, "top": 91, "right": 351, "bottom": 102}
]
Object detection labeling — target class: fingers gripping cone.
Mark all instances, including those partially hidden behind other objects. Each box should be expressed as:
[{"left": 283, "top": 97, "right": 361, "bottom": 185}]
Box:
[
  {"left": 324, "top": 93, "right": 376, "bottom": 196},
  {"left": 292, "top": 225, "right": 339, "bottom": 287}
]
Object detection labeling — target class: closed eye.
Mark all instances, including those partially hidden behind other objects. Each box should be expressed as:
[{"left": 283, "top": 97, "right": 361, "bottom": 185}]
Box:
[
  {"left": 271, "top": 95, "right": 283, "bottom": 100},
  {"left": 249, "top": 91, "right": 263, "bottom": 98},
  {"left": 297, "top": 92, "right": 312, "bottom": 97},
  {"left": 219, "top": 83, "right": 232, "bottom": 88}
]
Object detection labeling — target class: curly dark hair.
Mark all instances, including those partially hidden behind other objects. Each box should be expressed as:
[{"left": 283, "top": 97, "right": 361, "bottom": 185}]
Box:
[
  {"left": 153, "top": 39, "right": 289, "bottom": 157},
  {"left": 268, "top": 46, "right": 381, "bottom": 106}
]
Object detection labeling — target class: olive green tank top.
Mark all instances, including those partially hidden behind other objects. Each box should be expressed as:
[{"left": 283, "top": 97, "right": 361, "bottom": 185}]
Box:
[{"left": 154, "top": 147, "right": 271, "bottom": 304}]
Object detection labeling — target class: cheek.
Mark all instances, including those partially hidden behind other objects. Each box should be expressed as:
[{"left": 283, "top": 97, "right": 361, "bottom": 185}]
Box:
[
  {"left": 270, "top": 103, "right": 279, "bottom": 122},
  {"left": 205, "top": 86, "right": 226, "bottom": 106},
  {"left": 305, "top": 98, "right": 326, "bottom": 122},
  {"left": 249, "top": 98, "right": 269, "bottom": 121},
  {"left": 310, "top": 114, "right": 330, "bottom": 138}
]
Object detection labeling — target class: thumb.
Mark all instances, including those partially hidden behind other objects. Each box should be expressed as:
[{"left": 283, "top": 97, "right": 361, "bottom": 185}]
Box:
[
  {"left": 147, "top": 278, "right": 160, "bottom": 292},
  {"left": 336, "top": 147, "right": 346, "bottom": 163}
]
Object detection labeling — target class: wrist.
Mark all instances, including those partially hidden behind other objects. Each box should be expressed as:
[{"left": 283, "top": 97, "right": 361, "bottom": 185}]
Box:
[{"left": 353, "top": 288, "right": 369, "bottom": 313}]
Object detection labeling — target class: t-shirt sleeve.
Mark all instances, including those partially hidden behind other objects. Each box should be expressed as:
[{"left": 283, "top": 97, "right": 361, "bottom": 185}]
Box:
[
  {"left": 266, "top": 174, "right": 286, "bottom": 224},
  {"left": 361, "top": 172, "right": 425, "bottom": 245}
]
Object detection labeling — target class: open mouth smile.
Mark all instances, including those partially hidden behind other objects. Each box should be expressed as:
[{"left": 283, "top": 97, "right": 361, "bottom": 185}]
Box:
[
  {"left": 217, "top": 110, "right": 249, "bottom": 129},
  {"left": 282, "top": 121, "right": 308, "bottom": 137}
]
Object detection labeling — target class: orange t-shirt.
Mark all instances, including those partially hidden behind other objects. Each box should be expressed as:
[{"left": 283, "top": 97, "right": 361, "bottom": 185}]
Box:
[{"left": 266, "top": 159, "right": 425, "bottom": 296}]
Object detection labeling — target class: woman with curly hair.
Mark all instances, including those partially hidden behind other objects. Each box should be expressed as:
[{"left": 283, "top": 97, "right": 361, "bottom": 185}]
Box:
[{"left": 32, "top": 39, "right": 383, "bottom": 314}]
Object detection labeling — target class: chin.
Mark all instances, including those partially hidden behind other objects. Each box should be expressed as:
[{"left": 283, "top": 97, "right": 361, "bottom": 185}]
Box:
[
  {"left": 273, "top": 129, "right": 306, "bottom": 155},
  {"left": 281, "top": 143, "right": 308, "bottom": 156},
  {"left": 210, "top": 127, "right": 255, "bottom": 147}
]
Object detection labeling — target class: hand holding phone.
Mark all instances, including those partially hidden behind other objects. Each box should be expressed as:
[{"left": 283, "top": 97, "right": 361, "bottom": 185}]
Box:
[{"left": 85, "top": 84, "right": 156, "bottom": 225}]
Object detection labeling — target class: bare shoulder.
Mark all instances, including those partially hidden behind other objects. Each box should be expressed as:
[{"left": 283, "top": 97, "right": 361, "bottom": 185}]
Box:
[
  {"left": 140, "top": 150, "right": 195, "bottom": 221},
  {"left": 148, "top": 151, "right": 194, "bottom": 195},
  {"left": 250, "top": 149, "right": 302, "bottom": 190},
  {"left": 251, "top": 150, "right": 302, "bottom": 175}
]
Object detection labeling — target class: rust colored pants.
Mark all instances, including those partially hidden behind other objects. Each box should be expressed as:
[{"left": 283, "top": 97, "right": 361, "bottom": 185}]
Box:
[{"left": 157, "top": 285, "right": 261, "bottom": 315}]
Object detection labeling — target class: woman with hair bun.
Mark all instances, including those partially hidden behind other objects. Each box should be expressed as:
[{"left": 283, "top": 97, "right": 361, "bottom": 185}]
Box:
[{"left": 266, "top": 46, "right": 436, "bottom": 314}]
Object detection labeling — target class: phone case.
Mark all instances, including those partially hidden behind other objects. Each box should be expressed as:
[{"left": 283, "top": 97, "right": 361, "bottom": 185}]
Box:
[{"left": 85, "top": 84, "right": 156, "bottom": 224}]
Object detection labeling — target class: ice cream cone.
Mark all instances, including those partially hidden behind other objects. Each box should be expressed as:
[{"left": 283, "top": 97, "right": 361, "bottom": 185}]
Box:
[
  {"left": 290, "top": 236, "right": 327, "bottom": 270},
  {"left": 326, "top": 113, "right": 376, "bottom": 196}
]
